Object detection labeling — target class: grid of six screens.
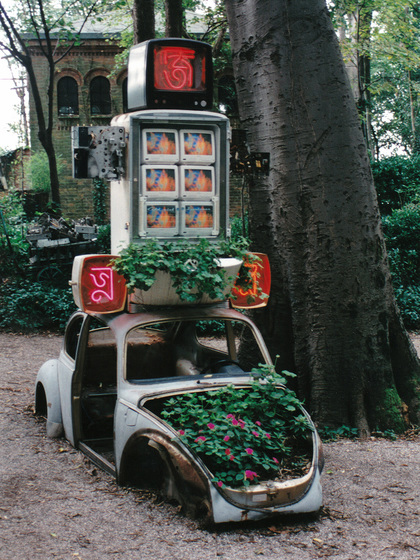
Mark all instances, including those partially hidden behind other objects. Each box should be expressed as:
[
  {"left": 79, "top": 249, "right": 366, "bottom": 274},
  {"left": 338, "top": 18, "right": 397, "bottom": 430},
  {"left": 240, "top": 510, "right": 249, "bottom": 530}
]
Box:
[{"left": 138, "top": 126, "right": 219, "bottom": 238}]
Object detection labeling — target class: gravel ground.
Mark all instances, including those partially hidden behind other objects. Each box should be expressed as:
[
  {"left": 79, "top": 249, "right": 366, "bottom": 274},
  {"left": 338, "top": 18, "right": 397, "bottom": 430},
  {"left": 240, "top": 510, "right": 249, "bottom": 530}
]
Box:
[{"left": 0, "top": 332, "right": 419, "bottom": 560}]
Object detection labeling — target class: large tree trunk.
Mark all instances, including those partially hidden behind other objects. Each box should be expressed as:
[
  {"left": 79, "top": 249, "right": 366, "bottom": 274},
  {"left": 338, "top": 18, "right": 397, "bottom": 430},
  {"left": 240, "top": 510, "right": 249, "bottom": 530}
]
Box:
[
  {"left": 133, "top": 0, "right": 155, "bottom": 43},
  {"left": 225, "top": 0, "right": 420, "bottom": 433},
  {"left": 165, "top": 0, "right": 183, "bottom": 37}
]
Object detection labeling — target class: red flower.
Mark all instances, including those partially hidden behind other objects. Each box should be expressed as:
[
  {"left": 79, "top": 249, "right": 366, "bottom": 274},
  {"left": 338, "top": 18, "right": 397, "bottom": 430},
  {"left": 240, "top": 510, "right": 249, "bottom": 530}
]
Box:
[
  {"left": 225, "top": 448, "right": 231, "bottom": 455},
  {"left": 251, "top": 430, "right": 259, "bottom": 437},
  {"left": 255, "top": 421, "right": 262, "bottom": 426},
  {"left": 217, "top": 480, "right": 223, "bottom": 488},
  {"left": 232, "top": 418, "right": 239, "bottom": 426},
  {"left": 265, "top": 433, "right": 271, "bottom": 439},
  {"left": 229, "top": 455, "right": 235, "bottom": 461},
  {"left": 273, "top": 457, "right": 279, "bottom": 464},
  {"left": 207, "top": 422, "right": 216, "bottom": 430},
  {"left": 195, "top": 436, "right": 206, "bottom": 443},
  {"left": 223, "top": 435, "right": 230, "bottom": 442},
  {"left": 245, "top": 470, "right": 258, "bottom": 481},
  {"left": 178, "top": 429, "right": 185, "bottom": 436},
  {"left": 245, "top": 447, "right": 253, "bottom": 455}
]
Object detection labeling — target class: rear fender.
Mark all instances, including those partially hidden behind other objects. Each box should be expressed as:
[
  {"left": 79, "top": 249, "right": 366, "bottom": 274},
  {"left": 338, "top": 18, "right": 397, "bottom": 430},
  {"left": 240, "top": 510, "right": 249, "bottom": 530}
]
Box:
[{"left": 35, "top": 359, "right": 63, "bottom": 438}]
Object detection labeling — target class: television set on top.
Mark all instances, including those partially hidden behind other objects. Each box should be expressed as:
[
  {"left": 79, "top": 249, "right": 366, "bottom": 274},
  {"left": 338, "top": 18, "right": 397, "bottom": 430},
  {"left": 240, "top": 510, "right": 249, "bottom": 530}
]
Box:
[
  {"left": 127, "top": 38, "right": 213, "bottom": 111},
  {"left": 180, "top": 166, "right": 215, "bottom": 198},
  {"left": 180, "top": 129, "right": 215, "bottom": 163},
  {"left": 141, "top": 165, "right": 178, "bottom": 197},
  {"left": 142, "top": 129, "right": 179, "bottom": 163}
]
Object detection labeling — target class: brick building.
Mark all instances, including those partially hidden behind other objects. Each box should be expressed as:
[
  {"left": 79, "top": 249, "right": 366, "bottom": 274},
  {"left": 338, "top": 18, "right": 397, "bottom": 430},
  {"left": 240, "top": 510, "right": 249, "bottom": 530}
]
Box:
[{"left": 28, "top": 22, "right": 126, "bottom": 218}]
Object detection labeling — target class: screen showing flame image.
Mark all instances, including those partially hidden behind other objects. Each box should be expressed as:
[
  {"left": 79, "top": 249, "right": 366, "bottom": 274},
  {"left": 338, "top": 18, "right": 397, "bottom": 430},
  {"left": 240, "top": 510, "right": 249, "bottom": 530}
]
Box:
[
  {"left": 146, "top": 132, "right": 177, "bottom": 154},
  {"left": 184, "top": 169, "right": 213, "bottom": 192},
  {"left": 146, "top": 168, "right": 176, "bottom": 192},
  {"left": 147, "top": 205, "right": 177, "bottom": 228},
  {"left": 183, "top": 132, "right": 213, "bottom": 156},
  {"left": 185, "top": 205, "right": 214, "bottom": 228}
]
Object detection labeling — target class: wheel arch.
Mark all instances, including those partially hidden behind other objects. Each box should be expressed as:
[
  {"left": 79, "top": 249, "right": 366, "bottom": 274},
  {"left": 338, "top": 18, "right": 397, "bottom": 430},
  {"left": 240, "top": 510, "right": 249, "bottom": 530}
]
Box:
[{"left": 35, "top": 359, "right": 63, "bottom": 438}]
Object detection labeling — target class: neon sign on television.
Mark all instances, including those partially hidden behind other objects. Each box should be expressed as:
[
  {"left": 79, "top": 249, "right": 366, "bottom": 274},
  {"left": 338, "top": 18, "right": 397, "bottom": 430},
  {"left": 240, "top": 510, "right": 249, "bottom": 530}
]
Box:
[
  {"left": 71, "top": 255, "right": 127, "bottom": 314},
  {"left": 127, "top": 38, "right": 213, "bottom": 111}
]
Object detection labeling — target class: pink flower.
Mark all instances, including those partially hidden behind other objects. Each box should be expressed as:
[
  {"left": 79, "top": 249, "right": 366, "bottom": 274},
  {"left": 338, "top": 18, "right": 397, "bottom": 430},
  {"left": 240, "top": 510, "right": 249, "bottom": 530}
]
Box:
[
  {"left": 178, "top": 429, "right": 185, "bottom": 436},
  {"left": 265, "top": 433, "right": 271, "bottom": 439},
  {"left": 195, "top": 436, "right": 206, "bottom": 443},
  {"left": 245, "top": 447, "right": 254, "bottom": 455},
  {"left": 251, "top": 431, "right": 259, "bottom": 437},
  {"left": 273, "top": 457, "right": 279, "bottom": 464},
  {"left": 226, "top": 414, "right": 234, "bottom": 419},
  {"left": 223, "top": 435, "right": 230, "bottom": 442},
  {"left": 217, "top": 480, "right": 223, "bottom": 488},
  {"left": 225, "top": 448, "right": 231, "bottom": 455},
  {"left": 229, "top": 455, "right": 235, "bottom": 461},
  {"left": 207, "top": 423, "right": 216, "bottom": 430},
  {"left": 245, "top": 470, "right": 258, "bottom": 481},
  {"left": 239, "top": 420, "right": 246, "bottom": 429},
  {"left": 255, "top": 421, "right": 262, "bottom": 426},
  {"left": 232, "top": 418, "right": 239, "bottom": 426}
]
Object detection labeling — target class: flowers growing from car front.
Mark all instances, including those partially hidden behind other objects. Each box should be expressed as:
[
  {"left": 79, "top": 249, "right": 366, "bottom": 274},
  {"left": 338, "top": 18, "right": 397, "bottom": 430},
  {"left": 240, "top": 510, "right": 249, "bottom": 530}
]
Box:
[{"left": 161, "top": 365, "right": 313, "bottom": 488}]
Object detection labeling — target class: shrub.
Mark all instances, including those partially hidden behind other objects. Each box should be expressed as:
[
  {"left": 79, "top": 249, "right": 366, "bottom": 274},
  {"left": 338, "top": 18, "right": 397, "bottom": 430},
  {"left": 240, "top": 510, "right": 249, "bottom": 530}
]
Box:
[
  {"left": 0, "top": 279, "right": 76, "bottom": 332},
  {"left": 382, "top": 203, "right": 420, "bottom": 329},
  {"left": 372, "top": 156, "right": 420, "bottom": 215}
]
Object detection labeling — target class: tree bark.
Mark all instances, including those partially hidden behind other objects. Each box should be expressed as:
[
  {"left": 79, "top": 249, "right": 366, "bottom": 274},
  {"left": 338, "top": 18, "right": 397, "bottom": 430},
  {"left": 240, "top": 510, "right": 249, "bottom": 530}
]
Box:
[
  {"left": 225, "top": 0, "right": 420, "bottom": 433},
  {"left": 165, "top": 0, "right": 183, "bottom": 37},
  {"left": 132, "top": 0, "right": 155, "bottom": 44}
]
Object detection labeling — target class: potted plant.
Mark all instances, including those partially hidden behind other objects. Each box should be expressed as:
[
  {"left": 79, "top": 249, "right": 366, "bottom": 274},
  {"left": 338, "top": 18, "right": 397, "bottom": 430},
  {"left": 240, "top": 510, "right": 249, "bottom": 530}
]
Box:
[{"left": 112, "top": 238, "right": 262, "bottom": 306}]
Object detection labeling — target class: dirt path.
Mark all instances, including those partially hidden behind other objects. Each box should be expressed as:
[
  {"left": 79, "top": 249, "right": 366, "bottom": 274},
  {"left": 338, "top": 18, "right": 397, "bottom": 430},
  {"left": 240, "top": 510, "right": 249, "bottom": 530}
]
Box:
[{"left": 0, "top": 332, "right": 419, "bottom": 560}]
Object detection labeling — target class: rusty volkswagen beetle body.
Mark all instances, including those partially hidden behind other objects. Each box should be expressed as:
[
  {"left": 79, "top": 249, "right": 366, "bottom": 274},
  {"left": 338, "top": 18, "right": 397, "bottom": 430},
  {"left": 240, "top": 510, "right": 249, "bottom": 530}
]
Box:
[{"left": 35, "top": 303, "right": 323, "bottom": 523}]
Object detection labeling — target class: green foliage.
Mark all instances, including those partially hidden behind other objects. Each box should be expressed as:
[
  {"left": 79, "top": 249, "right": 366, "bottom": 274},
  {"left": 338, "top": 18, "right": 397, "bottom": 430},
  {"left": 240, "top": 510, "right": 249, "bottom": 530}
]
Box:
[
  {"left": 112, "top": 237, "right": 253, "bottom": 303},
  {"left": 382, "top": 203, "right": 420, "bottom": 329},
  {"left": 230, "top": 213, "right": 249, "bottom": 240},
  {"left": 0, "top": 192, "right": 29, "bottom": 275},
  {"left": 0, "top": 279, "right": 75, "bottom": 332},
  {"left": 161, "top": 365, "right": 313, "bottom": 488},
  {"left": 92, "top": 178, "right": 108, "bottom": 225},
  {"left": 375, "top": 387, "right": 407, "bottom": 433},
  {"left": 372, "top": 156, "right": 420, "bottom": 215},
  {"left": 95, "top": 223, "right": 111, "bottom": 254},
  {"left": 27, "top": 152, "right": 63, "bottom": 194},
  {"left": 316, "top": 425, "right": 359, "bottom": 442}
]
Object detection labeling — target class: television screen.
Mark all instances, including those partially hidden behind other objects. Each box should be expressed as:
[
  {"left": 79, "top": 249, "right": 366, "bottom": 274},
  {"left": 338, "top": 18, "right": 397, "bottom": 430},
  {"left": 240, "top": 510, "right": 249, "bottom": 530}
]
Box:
[
  {"left": 181, "top": 166, "right": 215, "bottom": 197},
  {"left": 182, "top": 202, "right": 218, "bottom": 236},
  {"left": 142, "top": 165, "right": 178, "bottom": 197},
  {"left": 142, "top": 129, "right": 179, "bottom": 162},
  {"left": 140, "top": 202, "right": 179, "bottom": 237},
  {"left": 180, "top": 130, "right": 215, "bottom": 163}
]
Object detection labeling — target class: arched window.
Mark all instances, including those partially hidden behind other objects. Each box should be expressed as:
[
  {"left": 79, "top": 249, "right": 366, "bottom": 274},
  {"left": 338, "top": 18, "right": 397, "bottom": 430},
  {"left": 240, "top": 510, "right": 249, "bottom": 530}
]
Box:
[
  {"left": 122, "top": 77, "right": 128, "bottom": 113},
  {"left": 90, "top": 76, "right": 111, "bottom": 115},
  {"left": 57, "top": 76, "right": 79, "bottom": 116}
]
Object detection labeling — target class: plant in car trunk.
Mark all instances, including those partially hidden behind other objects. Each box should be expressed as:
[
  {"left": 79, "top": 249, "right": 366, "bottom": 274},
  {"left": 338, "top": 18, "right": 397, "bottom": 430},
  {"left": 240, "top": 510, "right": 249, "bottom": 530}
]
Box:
[
  {"left": 112, "top": 238, "right": 264, "bottom": 303},
  {"left": 160, "top": 365, "right": 314, "bottom": 489}
]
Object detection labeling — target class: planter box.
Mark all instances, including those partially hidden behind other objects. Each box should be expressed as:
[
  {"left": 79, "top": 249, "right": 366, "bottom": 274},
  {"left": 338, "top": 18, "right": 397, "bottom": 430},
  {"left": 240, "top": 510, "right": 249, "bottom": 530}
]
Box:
[{"left": 129, "top": 257, "right": 243, "bottom": 306}]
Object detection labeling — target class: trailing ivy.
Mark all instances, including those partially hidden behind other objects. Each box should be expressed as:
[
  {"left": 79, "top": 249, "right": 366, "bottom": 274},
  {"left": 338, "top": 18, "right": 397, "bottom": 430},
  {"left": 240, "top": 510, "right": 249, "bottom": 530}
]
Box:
[{"left": 93, "top": 178, "right": 108, "bottom": 225}]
